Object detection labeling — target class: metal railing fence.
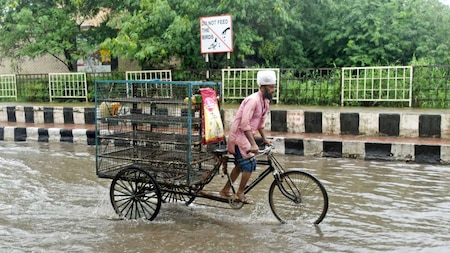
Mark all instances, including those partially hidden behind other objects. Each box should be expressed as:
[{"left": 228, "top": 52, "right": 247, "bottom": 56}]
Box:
[
  {"left": 48, "top": 72, "right": 88, "bottom": 102},
  {"left": 3, "top": 65, "right": 449, "bottom": 108},
  {"left": 341, "top": 66, "right": 413, "bottom": 107},
  {"left": 221, "top": 68, "right": 280, "bottom": 103},
  {"left": 126, "top": 70, "right": 173, "bottom": 98},
  {"left": 0, "top": 74, "right": 17, "bottom": 100},
  {"left": 279, "top": 68, "right": 341, "bottom": 106}
]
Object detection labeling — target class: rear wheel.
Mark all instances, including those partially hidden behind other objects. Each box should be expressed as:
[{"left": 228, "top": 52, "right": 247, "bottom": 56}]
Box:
[
  {"left": 269, "top": 170, "right": 328, "bottom": 224},
  {"left": 110, "top": 167, "right": 162, "bottom": 220}
]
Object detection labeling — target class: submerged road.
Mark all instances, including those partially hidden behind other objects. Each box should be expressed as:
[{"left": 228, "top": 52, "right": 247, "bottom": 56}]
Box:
[{"left": 0, "top": 142, "right": 449, "bottom": 252}]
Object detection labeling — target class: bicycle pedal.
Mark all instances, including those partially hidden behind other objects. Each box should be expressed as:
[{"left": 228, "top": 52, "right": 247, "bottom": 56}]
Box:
[{"left": 229, "top": 198, "right": 244, "bottom": 209}]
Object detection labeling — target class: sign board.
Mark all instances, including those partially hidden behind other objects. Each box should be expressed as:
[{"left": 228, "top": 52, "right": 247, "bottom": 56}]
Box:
[
  {"left": 77, "top": 48, "right": 111, "bottom": 73},
  {"left": 200, "top": 15, "right": 233, "bottom": 54}
]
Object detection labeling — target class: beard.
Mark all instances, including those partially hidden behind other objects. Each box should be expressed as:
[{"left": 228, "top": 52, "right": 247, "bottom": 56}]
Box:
[{"left": 263, "top": 88, "right": 273, "bottom": 101}]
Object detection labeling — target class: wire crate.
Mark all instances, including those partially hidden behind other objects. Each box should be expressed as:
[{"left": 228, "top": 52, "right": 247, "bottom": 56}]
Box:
[{"left": 95, "top": 79, "right": 223, "bottom": 186}]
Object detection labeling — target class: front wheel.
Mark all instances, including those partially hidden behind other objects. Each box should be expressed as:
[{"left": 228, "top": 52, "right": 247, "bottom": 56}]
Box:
[{"left": 269, "top": 170, "right": 328, "bottom": 224}]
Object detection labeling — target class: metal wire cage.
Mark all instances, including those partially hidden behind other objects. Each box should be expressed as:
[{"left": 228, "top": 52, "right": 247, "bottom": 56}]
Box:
[{"left": 95, "top": 79, "right": 223, "bottom": 186}]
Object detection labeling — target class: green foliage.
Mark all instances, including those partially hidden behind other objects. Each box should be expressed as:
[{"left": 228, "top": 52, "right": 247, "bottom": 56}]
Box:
[
  {"left": 0, "top": 0, "right": 119, "bottom": 71},
  {"left": 0, "top": 0, "right": 449, "bottom": 95},
  {"left": 280, "top": 79, "right": 339, "bottom": 106},
  {"left": 101, "top": 0, "right": 306, "bottom": 69},
  {"left": 21, "top": 82, "right": 49, "bottom": 102},
  {"left": 305, "top": 0, "right": 450, "bottom": 67},
  {"left": 412, "top": 66, "right": 450, "bottom": 108},
  {"left": 102, "top": 0, "right": 200, "bottom": 68},
  {"left": 85, "top": 71, "right": 126, "bottom": 102},
  {"left": 278, "top": 69, "right": 341, "bottom": 105},
  {"left": 99, "top": 0, "right": 450, "bottom": 69}
]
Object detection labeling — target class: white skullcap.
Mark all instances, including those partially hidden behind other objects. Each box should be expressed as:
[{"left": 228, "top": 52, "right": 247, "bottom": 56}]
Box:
[{"left": 257, "top": 70, "right": 277, "bottom": 86}]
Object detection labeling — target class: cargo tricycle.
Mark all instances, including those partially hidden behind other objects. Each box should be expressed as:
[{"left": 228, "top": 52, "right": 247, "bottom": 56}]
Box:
[{"left": 95, "top": 79, "right": 328, "bottom": 224}]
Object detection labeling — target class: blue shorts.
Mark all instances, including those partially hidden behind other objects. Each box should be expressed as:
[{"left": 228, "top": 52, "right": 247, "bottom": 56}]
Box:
[{"left": 233, "top": 145, "right": 257, "bottom": 172}]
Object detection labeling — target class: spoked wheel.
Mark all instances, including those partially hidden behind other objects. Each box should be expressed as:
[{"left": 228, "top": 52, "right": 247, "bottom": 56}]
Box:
[
  {"left": 110, "top": 167, "right": 162, "bottom": 220},
  {"left": 160, "top": 185, "right": 197, "bottom": 206},
  {"left": 269, "top": 170, "right": 328, "bottom": 225}
]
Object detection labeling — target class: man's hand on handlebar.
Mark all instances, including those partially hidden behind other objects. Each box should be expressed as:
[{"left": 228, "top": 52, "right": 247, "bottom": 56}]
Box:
[
  {"left": 249, "top": 143, "right": 259, "bottom": 154},
  {"left": 263, "top": 138, "right": 272, "bottom": 147},
  {"left": 246, "top": 145, "right": 274, "bottom": 156},
  {"left": 247, "top": 139, "right": 274, "bottom": 155},
  {"left": 259, "top": 144, "right": 274, "bottom": 154}
]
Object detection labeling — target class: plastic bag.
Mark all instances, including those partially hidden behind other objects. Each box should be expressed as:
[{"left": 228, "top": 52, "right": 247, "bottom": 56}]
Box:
[{"left": 200, "top": 88, "right": 225, "bottom": 144}]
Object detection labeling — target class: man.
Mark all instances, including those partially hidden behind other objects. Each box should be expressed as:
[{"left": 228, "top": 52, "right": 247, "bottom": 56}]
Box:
[{"left": 219, "top": 70, "right": 276, "bottom": 204}]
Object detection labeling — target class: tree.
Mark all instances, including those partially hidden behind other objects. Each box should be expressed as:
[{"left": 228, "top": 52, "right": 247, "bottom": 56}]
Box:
[
  {"left": 102, "top": 0, "right": 450, "bottom": 69},
  {"left": 304, "top": 0, "right": 450, "bottom": 67},
  {"left": 102, "top": 0, "right": 308, "bottom": 69},
  {"left": 0, "top": 0, "right": 118, "bottom": 71},
  {"left": 1, "top": 0, "right": 449, "bottom": 71}
]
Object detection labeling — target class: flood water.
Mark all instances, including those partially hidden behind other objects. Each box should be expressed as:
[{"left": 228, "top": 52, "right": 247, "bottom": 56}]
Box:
[{"left": 0, "top": 142, "right": 449, "bottom": 253}]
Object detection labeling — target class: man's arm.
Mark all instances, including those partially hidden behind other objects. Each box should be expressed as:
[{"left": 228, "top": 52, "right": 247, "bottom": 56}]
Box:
[
  {"left": 258, "top": 128, "right": 271, "bottom": 146},
  {"left": 245, "top": 130, "right": 259, "bottom": 154}
]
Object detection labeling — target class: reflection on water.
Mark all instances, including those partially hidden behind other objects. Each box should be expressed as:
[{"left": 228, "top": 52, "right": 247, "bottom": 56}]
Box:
[
  {"left": 0, "top": 142, "right": 449, "bottom": 252},
  {"left": 290, "top": 158, "right": 450, "bottom": 252}
]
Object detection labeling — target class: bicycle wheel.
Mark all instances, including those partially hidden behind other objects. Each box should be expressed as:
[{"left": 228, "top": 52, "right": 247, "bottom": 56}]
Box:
[
  {"left": 110, "top": 167, "right": 162, "bottom": 220},
  {"left": 160, "top": 184, "right": 197, "bottom": 206},
  {"left": 269, "top": 170, "right": 328, "bottom": 224}
]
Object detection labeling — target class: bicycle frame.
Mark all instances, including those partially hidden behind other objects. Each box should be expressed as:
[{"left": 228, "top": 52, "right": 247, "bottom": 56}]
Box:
[
  {"left": 242, "top": 151, "right": 301, "bottom": 203},
  {"left": 194, "top": 147, "right": 277, "bottom": 200},
  {"left": 195, "top": 146, "right": 302, "bottom": 205},
  {"left": 242, "top": 158, "right": 274, "bottom": 195},
  {"left": 190, "top": 146, "right": 328, "bottom": 224}
]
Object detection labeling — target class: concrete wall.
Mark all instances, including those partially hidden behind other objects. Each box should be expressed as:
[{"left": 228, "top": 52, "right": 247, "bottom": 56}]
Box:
[
  {"left": 0, "top": 106, "right": 96, "bottom": 125},
  {"left": 2, "top": 106, "right": 448, "bottom": 139},
  {"left": 223, "top": 109, "right": 450, "bottom": 139},
  {"left": 1, "top": 105, "right": 449, "bottom": 164}
]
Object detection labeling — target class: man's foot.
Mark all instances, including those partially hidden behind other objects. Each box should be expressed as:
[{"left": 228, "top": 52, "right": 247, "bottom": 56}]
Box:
[
  {"left": 219, "top": 190, "right": 232, "bottom": 198},
  {"left": 234, "top": 194, "right": 254, "bottom": 204}
]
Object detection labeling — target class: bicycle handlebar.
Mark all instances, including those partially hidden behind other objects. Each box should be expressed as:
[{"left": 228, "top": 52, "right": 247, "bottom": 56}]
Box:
[
  {"left": 244, "top": 145, "right": 274, "bottom": 157},
  {"left": 256, "top": 145, "right": 274, "bottom": 156}
]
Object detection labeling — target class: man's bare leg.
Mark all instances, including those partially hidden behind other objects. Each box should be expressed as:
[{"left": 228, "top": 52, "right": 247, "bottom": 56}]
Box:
[
  {"left": 220, "top": 166, "right": 240, "bottom": 197},
  {"left": 235, "top": 171, "right": 253, "bottom": 203}
]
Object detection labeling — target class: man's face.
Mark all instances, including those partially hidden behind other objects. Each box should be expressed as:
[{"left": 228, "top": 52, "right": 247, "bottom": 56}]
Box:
[{"left": 262, "top": 85, "right": 276, "bottom": 100}]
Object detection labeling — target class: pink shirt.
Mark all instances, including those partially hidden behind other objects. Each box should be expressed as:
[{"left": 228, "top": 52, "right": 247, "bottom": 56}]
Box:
[{"left": 227, "top": 91, "right": 270, "bottom": 158}]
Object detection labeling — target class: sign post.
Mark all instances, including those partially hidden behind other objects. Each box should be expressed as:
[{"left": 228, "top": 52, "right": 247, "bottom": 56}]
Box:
[
  {"left": 200, "top": 14, "right": 233, "bottom": 54},
  {"left": 200, "top": 14, "right": 233, "bottom": 80}
]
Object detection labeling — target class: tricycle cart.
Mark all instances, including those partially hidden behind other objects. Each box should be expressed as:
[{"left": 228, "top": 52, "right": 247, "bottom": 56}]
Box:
[{"left": 95, "top": 79, "right": 328, "bottom": 224}]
